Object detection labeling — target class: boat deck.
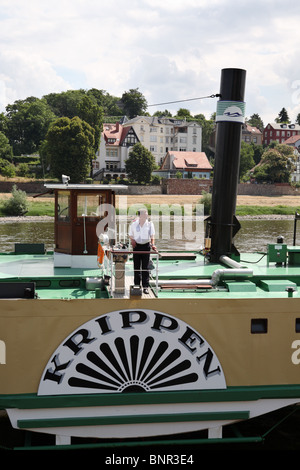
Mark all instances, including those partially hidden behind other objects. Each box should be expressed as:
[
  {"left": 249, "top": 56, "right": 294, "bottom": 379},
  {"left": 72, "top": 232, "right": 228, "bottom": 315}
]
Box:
[{"left": 0, "top": 247, "right": 300, "bottom": 300}]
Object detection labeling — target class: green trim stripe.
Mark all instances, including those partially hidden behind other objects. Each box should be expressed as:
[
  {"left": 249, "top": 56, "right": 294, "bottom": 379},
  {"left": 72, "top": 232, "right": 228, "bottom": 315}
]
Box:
[
  {"left": 17, "top": 411, "right": 249, "bottom": 429},
  {"left": 1, "top": 385, "right": 300, "bottom": 411}
]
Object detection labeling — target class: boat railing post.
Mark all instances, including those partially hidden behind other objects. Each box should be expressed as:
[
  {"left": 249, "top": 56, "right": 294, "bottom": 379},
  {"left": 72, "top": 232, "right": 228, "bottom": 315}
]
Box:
[{"left": 155, "top": 252, "right": 159, "bottom": 296}]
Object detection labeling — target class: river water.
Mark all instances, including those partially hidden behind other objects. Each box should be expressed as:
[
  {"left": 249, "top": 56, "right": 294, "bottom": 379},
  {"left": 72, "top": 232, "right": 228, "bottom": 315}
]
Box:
[{"left": 0, "top": 217, "right": 298, "bottom": 253}]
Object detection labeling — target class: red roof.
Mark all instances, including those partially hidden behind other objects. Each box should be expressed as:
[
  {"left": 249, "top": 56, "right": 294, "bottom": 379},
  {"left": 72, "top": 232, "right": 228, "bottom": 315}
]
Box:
[
  {"left": 167, "top": 151, "right": 212, "bottom": 170},
  {"left": 283, "top": 135, "right": 300, "bottom": 145},
  {"left": 103, "top": 123, "right": 131, "bottom": 145}
]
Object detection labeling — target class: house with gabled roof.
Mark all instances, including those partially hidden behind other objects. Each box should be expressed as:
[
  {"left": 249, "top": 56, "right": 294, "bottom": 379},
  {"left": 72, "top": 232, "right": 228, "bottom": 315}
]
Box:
[
  {"left": 283, "top": 134, "right": 300, "bottom": 183},
  {"left": 263, "top": 122, "right": 300, "bottom": 146},
  {"left": 158, "top": 151, "right": 212, "bottom": 179},
  {"left": 93, "top": 122, "right": 139, "bottom": 181},
  {"left": 242, "top": 124, "right": 262, "bottom": 145},
  {"left": 122, "top": 116, "right": 202, "bottom": 165}
]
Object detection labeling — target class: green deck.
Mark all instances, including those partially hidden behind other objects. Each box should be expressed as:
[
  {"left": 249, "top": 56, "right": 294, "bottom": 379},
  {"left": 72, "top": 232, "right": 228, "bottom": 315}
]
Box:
[{"left": 0, "top": 247, "right": 300, "bottom": 300}]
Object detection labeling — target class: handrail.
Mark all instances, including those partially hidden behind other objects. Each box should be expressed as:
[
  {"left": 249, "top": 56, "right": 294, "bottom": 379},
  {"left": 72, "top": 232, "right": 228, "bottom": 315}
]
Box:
[{"left": 109, "top": 249, "right": 159, "bottom": 297}]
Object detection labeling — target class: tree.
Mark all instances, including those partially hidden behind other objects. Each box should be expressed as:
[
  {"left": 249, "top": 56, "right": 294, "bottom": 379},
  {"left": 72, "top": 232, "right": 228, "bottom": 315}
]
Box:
[
  {"left": 275, "top": 107, "right": 290, "bottom": 124},
  {"left": 296, "top": 113, "right": 300, "bottom": 126},
  {"left": 252, "top": 143, "right": 296, "bottom": 183},
  {"left": 120, "top": 88, "right": 148, "bottom": 118},
  {"left": 5, "top": 97, "right": 56, "bottom": 155},
  {"left": 0, "top": 131, "right": 13, "bottom": 160},
  {"left": 43, "top": 90, "right": 86, "bottom": 118},
  {"left": 249, "top": 142, "right": 264, "bottom": 165},
  {"left": 41, "top": 116, "right": 95, "bottom": 183},
  {"left": 176, "top": 108, "right": 192, "bottom": 119},
  {"left": 153, "top": 110, "right": 172, "bottom": 117},
  {"left": 125, "top": 143, "right": 156, "bottom": 184},
  {"left": 247, "top": 113, "right": 264, "bottom": 131},
  {"left": 194, "top": 113, "right": 214, "bottom": 156},
  {"left": 77, "top": 95, "right": 103, "bottom": 153},
  {"left": 239, "top": 142, "right": 255, "bottom": 179},
  {"left": 87, "top": 89, "right": 123, "bottom": 116}
]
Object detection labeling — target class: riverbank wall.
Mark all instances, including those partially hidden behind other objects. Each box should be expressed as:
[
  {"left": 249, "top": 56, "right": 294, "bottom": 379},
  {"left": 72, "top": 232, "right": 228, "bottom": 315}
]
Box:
[{"left": 0, "top": 180, "right": 299, "bottom": 197}]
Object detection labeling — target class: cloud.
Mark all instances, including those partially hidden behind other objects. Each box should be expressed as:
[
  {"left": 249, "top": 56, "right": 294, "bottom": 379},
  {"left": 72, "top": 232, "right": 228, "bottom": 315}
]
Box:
[
  {"left": 0, "top": 50, "right": 71, "bottom": 109},
  {"left": 0, "top": 0, "right": 300, "bottom": 125}
]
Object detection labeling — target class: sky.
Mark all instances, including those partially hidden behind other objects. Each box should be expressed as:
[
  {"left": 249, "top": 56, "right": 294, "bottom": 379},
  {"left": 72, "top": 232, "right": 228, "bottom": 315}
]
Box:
[{"left": 1, "top": 0, "right": 300, "bottom": 127}]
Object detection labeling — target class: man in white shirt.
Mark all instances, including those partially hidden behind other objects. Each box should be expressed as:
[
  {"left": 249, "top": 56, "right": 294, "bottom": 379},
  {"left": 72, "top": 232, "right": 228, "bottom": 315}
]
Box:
[{"left": 129, "top": 209, "right": 156, "bottom": 294}]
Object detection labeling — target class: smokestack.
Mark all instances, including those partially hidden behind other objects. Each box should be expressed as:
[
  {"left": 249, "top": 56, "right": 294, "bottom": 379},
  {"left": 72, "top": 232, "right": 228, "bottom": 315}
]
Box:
[{"left": 206, "top": 68, "right": 246, "bottom": 263}]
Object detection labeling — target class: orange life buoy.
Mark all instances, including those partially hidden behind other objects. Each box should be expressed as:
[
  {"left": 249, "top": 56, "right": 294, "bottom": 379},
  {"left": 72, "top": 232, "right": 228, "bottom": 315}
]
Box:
[{"left": 97, "top": 242, "right": 105, "bottom": 265}]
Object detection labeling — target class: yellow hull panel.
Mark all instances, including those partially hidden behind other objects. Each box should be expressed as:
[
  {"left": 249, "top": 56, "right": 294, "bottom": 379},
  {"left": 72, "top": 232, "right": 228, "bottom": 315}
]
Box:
[{"left": 1, "top": 297, "right": 300, "bottom": 395}]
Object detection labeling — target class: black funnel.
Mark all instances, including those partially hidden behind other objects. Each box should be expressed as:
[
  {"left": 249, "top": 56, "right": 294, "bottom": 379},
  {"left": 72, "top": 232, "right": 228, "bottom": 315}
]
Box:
[{"left": 206, "top": 68, "right": 246, "bottom": 262}]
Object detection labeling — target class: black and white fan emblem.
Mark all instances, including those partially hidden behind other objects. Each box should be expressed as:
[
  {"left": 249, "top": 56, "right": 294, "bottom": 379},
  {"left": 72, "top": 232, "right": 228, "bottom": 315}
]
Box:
[
  {"left": 38, "top": 310, "right": 226, "bottom": 395},
  {"left": 68, "top": 335, "right": 198, "bottom": 393}
]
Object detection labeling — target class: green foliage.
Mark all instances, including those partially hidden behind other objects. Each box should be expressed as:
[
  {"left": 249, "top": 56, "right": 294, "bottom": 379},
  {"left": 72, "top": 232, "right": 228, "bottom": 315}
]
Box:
[
  {"left": 275, "top": 107, "right": 290, "bottom": 124},
  {"left": 2, "top": 185, "right": 28, "bottom": 216},
  {"left": 86, "top": 89, "right": 122, "bottom": 116},
  {"left": 236, "top": 205, "right": 297, "bottom": 216},
  {"left": 0, "top": 131, "right": 13, "bottom": 160},
  {"left": 0, "top": 158, "right": 16, "bottom": 177},
  {"left": 77, "top": 95, "right": 103, "bottom": 152},
  {"left": 125, "top": 143, "right": 156, "bottom": 184},
  {"left": 252, "top": 143, "right": 296, "bottom": 183},
  {"left": 199, "top": 191, "right": 212, "bottom": 215},
  {"left": 247, "top": 113, "right": 264, "bottom": 131},
  {"left": 193, "top": 113, "right": 214, "bottom": 155},
  {"left": 239, "top": 141, "right": 255, "bottom": 179},
  {"left": 5, "top": 97, "right": 56, "bottom": 155},
  {"left": 16, "top": 163, "right": 30, "bottom": 177},
  {"left": 120, "top": 88, "right": 148, "bottom": 118},
  {"left": 41, "top": 116, "right": 95, "bottom": 183},
  {"left": 151, "top": 175, "right": 161, "bottom": 185}
]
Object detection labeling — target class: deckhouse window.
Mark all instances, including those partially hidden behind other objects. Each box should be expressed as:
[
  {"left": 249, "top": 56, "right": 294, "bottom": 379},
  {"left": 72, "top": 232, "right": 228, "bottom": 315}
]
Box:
[
  {"left": 77, "top": 194, "right": 107, "bottom": 218},
  {"left": 57, "top": 191, "right": 70, "bottom": 222}
]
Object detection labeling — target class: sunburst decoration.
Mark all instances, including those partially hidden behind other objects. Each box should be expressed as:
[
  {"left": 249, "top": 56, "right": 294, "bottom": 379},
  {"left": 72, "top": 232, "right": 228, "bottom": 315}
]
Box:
[{"left": 68, "top": 335, "right": 198, "bottom": 393}]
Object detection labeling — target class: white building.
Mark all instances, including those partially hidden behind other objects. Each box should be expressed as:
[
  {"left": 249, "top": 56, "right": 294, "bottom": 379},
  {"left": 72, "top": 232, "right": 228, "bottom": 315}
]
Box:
[
  {"left": 283, "top": 135, "right": 300, "bottom": 183},
  {"left": 93, "top": 122, "right": 139, "bottom": 181},
  {"left": 122, "top": 116, "right": 202, "bottom": 165}
]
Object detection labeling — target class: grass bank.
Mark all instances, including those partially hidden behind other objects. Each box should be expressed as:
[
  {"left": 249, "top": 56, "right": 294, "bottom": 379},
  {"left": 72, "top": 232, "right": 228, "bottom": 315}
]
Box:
[
  {"left": 236, "top": 205, "right": 299, "bottom": 216},
  {"left": 0, "top": 199, "right": 54, "bottom": 217},
  {"left": 0, "top": 198, "right": 299, "bottom": 217}
]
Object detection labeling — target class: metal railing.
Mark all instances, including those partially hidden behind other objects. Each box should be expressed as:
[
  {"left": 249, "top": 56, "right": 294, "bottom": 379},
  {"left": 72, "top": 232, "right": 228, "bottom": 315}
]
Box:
[{"left": 107, "top": 249, "right": 159, "bottom": 297}]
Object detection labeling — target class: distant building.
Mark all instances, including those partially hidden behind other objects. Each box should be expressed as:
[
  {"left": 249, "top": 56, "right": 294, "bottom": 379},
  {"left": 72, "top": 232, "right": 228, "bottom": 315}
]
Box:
[
  {"left": 209, "top": 123, "right": 262, "bottom": 151},
  {"left": 263, "top": 122, "right": 300, "bottom": 146},
  {"left": 93, "top": 122, "right": 139, "bottom": 181},
  {"left": 283, "top": 135, "right": 300, "bottom": 183},
  {"left": 158, "top": 151, "right": 212, "bottom": 179},
  {"left": 242, "top": 124, "right": 262, "bottom": 145},
  {"left": 122, "top": 116, "right": 202, "bottom": 165}
]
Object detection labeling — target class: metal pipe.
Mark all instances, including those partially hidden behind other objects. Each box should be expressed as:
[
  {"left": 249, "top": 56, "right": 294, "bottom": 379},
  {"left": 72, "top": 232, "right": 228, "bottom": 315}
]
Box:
[
  {"left": 210, "top": 267, "right": 253, "bottom": 286},
  {"left": 150, "top": 254, "right": 253, "bottom": 288},
  {"left": 207, "top": 68, "right": 246, "bottom": 262},
  {"left": 220, "top": 255, "right": 246, "bottom": 269},
  {"left": 150, "top": 279, "right": 212, "bottom": 286}
]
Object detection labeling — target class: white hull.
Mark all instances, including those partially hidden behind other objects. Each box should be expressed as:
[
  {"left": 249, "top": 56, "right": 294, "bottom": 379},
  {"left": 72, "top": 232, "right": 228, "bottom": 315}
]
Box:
[{"left": 7, "top": 397, "right": 300, "bottom": 443}]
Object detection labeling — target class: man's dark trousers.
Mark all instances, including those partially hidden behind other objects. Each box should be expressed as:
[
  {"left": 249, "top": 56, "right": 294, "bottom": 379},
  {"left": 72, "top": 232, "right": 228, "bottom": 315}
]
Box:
[{"left": 133, "top": 242, "right": 150, "bottom": 287}]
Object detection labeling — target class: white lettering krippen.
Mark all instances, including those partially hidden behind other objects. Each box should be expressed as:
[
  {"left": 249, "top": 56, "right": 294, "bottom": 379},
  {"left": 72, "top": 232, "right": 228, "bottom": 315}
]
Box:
[{"left": 42, "top": 311, "right": 220, "bottom": 385}]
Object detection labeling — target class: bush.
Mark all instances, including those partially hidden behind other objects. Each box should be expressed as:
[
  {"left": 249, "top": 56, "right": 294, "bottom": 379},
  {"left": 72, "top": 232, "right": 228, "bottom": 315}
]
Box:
[
  {"left": 2, "top": 185, "right": 29, "bottom": 216},
  {"left": 16, "top": 163, "right": 30, "bottom": 177},
  {"left": 0, "top": 158, "right": 16, "bottom": 177},
  {"left": 151, "top": 175, "right": 161, "bottom": 185},
  {"left": 199, "top": 191, "right": 212, "bottom": 215}
]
